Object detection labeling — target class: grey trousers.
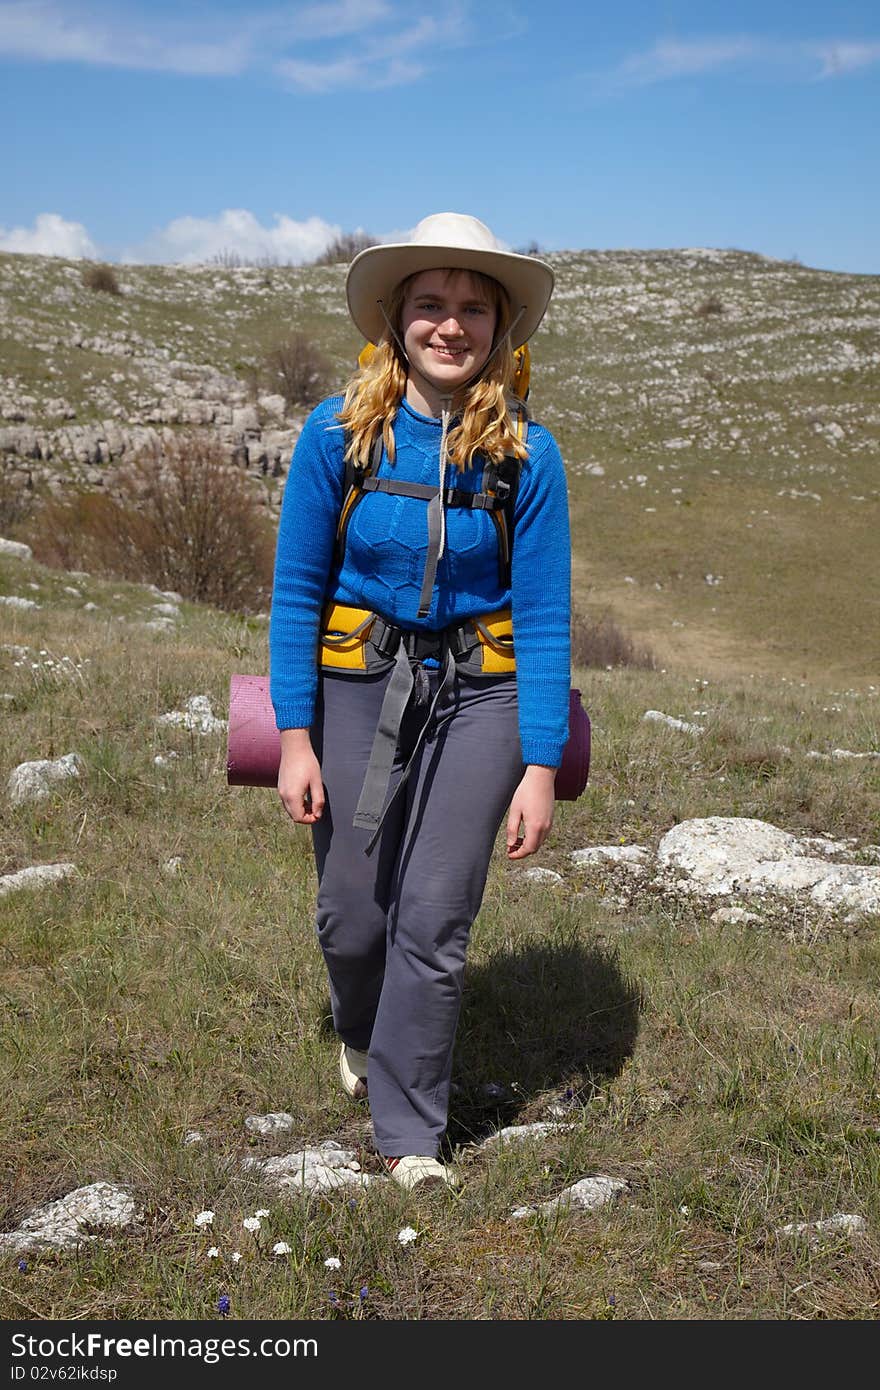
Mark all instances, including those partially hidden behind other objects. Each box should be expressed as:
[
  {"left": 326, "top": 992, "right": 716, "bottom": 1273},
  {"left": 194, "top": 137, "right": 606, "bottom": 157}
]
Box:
[{"left": 309, "top": 661, "right": 525, "bottom": 1158}]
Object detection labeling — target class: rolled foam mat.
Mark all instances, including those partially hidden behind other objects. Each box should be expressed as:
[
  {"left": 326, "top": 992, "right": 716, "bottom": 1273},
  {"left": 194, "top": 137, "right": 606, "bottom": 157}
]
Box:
[{"left": 227, "top": 674, "right": 590, "bottom": 798}]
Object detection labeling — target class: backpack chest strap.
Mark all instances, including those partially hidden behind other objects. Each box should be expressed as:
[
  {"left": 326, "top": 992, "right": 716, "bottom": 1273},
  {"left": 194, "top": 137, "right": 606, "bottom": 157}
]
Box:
[{"left": 360, "top": 476, "right": 505, "bottom": 509}]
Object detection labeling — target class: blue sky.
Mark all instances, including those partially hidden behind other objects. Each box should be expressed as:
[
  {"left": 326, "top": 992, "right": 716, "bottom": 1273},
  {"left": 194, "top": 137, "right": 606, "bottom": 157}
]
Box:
[{"left": 1, "top": 0, "right": 878, "bottom": 271}]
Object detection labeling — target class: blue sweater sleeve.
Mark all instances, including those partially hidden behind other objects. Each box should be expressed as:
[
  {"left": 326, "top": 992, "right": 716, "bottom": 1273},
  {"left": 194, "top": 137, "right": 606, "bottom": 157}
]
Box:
[
  {"left": 510, "top": 427, "right": 572, "bottom": 766},
  {"left": 269, "top": 397, "right": 345, "bottom": 729}
]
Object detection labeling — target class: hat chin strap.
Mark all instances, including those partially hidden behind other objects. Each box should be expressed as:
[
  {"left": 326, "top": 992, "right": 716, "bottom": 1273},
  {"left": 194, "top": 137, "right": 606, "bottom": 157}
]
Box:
[{"left": 375, "top": 299, "right": 526, "bottom": 595}]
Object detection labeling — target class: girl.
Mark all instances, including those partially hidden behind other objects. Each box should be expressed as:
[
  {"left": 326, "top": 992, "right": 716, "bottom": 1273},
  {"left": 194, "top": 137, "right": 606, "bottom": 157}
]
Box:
[{"left": 269, "top": 213, "right": 571, "bottom": 1190}]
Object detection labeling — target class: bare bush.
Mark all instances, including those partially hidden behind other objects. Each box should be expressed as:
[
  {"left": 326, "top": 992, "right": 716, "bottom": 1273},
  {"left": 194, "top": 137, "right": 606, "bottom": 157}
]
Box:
[
  {"left": 0, "top": 463, "right": 35, "bottom": 531},
  {"left": 572, "top": 609, "right": 656, "bottom": 669},
  {"left": 209, "top": 249, "right": 286, "bottom": 268},
  {"left": 262, "top": 332, "right": 333, "bottom": 410},
  {"left": 311, "top": 232, "right": 378, "bottom": 265},
  {"left": 27, "top": 434, "right": 275, "bottom": 612},
  {"left": 82, "top": 263, "right": 122, "bottom": 296},
  {"left": 695, "top": 295, "right": 724, "bottom": 317}
]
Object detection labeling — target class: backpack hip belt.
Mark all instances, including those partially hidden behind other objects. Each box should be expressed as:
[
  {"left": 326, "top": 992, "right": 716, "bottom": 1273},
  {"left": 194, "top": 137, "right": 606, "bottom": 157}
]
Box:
[{"left": 319, "top": 602, "right": 515, "bottom": 854}]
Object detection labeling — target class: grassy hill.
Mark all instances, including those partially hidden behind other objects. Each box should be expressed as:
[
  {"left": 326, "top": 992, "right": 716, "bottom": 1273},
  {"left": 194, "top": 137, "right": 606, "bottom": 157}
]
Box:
[
  {"left": 2, "top": 245, "right": 878, "bottom": 684},
  {"left": 1, "top": 248, "right": 878, "bottom": 1320}
]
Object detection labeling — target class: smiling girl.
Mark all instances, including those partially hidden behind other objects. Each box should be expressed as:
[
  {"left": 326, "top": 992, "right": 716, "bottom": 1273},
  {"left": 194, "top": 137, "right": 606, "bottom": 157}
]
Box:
[{"left": 269, "top": 213, "right": 571, "bottom": 1190}]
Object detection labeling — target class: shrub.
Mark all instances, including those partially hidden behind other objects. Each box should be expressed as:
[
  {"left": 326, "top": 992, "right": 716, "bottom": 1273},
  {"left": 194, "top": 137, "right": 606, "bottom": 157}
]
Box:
[
  {"left": 311, "top": 232, "right": 378, "bottom": 265},
  {"left": 695, "top": 295, "right": 724, "bottom": 317},
  {"left": 571, "top": 609, "right": 656, "bottom": 669},
  {"left": 82, "top": 263, "right": 122, "bottom": 296},
  {"left": 27, "top": 434, "right": 275, "bottom": 612},
  {"left": 0, "top": 462, "right": 35, "bottom": 531},
  {"left": 262, "top": 331, "right": 333, "bottom": 410}
]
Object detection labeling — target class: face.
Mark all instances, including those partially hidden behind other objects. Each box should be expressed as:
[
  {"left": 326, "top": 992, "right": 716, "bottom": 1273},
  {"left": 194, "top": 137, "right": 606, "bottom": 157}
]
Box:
[{"left": 400, "top": 269, "right": 498, "bottom": 408}]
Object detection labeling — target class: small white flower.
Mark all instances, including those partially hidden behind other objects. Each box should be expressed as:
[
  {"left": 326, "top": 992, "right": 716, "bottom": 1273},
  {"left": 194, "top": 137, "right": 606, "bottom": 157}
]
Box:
[
  {"left": 243, "top": 1216, "right": 261, "bottom": 1233},
  {"left": 397, "top": 1226, "right": 419, "bottom": 1246},
  {"left": 679, "top": 1204, "right": 691, "bottom": 1217},
  {"left": 273, "top": 1241, "right": 292, "bottom": 1256},
  {"left": 231, "top": 1252, "right": 242, "bottom": 1263},
  {"left": 254, "top": 1208, "right": 270, "bottom": 1219},
  {"left": 194, "top": 1210, "right": 215, "bottom": 1227},
  {"left": 324, "top": 1256, "right": 341, "bottom": 1269},
  {"left": 206, "top": 1246, "right": 220, "bottom": 1258}
]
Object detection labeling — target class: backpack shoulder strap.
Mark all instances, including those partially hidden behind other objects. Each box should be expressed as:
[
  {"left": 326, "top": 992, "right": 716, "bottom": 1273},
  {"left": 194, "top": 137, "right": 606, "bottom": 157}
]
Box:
[
  {"left": 483, "top": 399, "right": 529, "bottom": 588},
  {"left": 335, "top": 427, "right": 383, "bottom": 570}
]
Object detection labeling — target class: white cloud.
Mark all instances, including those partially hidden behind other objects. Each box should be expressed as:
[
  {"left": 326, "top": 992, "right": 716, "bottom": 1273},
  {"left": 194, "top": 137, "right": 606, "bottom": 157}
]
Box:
[
  {"left": 276, "top": 10, "right": 461, "bottom": 91},
  {"left": 0, "top": 1, "right": 465, "bottom": 85},
  {"left": 810, "top": 41, "right": 880, "bottom": 77},
  {"left": 617, "top": 37, "right": 760, "bottom": 85},
  {"left": 0, "top": 212, "right": 98, "bottom": 258},
  {"left": 0, "top": 1, "right": 252, "bottom": 74},
  {"left": 121, "top": 209, "right": 343, "bottom": 265},
  {"left": 606, "top": 34, "right": 880, "bottom": 88}
]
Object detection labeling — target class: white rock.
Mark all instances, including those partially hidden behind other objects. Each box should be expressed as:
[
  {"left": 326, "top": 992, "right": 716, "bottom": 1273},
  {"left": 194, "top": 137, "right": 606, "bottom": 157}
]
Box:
[
  {"left": 512, "top": 1175, "right": 628, "bottom": 1219},
  {"left": 0, "top": 1182, "right": 140, "bottom": 1253},
  {"left": 183, "top": 1130, "right": 205, "bottom": 1146},
  {"left": 243, "top": 1146, "right": 371, "bottom": 1191},
  {"left": 157, "top": 695, "right": 227, "bottom": 734},
  {"left": 244, "top": 1112, "right": 295, "bottom": 1136},
  {"left": 0, "top": 595, "right": 39, "bottom": 610},
  {"left": 162, "top": 856, "right": 183, "bottom": 876},
  {"left": 0, "top": 538, "right": 33, "bottom": 561},
  {"left": 776, "top": 1213, "right": 867, "bottom": 1245},
  {"left": 151, "top": 602, "right": 181, "bottom": 618},
  {"left": 571, "top": 845, "right": 648, "bottom": 866},
  {"left": 482, "top": 1122, "right": 570, "bottom": 1149},
  {"left": 63, "top": 585, "right": 81, "bottom": 596},
  {"left": 657, "top": 817, "right": 880, "bottom": 918},
  {"left": 643, "top": 710, "right": 704, "bottom": 734},
  {"left": 0, "top": 862, "right": 77, "bottom": 898},
  {"left": 232, "top": 404, "right": 260, "bottom": 434},
  {"left": 8, "top": 752, "right": 83, "bottom": 806},
  {"left": 83, "top": 602, "right": 98, "bottom": 612},
  {"left": 522, "top": 867, "right": 564, "bottom": 884},
  {"left": 807, "top": 748, "right": 880, "bottom": 762},
  {"left": 258, "top": 393, "right": 287, "bottom": 418},
  {"left": 710, "top": 906, "right": 762, "bottom": 926}
]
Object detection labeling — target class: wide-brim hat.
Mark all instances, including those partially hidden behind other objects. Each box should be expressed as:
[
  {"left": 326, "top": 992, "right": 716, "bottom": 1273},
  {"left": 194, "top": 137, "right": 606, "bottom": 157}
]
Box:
[{"left": 346, "top": 212, "right": 554, "bottom": 347}]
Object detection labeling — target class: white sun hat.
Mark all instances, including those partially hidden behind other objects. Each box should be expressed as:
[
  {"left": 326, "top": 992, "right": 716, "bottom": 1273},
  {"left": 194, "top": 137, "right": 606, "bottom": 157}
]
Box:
[{"left": 345, "top": 212, "right": 554, "bottom": 347}]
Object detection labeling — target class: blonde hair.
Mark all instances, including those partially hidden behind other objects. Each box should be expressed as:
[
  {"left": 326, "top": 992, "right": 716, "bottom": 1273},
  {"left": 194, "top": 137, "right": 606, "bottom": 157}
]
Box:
[{"left": 336, "top": 268, "right": 529, "bottom": 472}]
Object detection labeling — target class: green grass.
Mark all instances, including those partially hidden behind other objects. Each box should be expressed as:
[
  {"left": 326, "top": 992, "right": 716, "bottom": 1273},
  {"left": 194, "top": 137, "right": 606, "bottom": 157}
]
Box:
[{"left": 2, "top": 556, "right": 878, "bottom": 1319}]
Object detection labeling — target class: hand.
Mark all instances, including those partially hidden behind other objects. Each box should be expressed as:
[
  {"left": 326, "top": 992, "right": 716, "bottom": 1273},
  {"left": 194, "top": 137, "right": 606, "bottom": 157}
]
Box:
[
  {"left": 506, "top": 764, "right": 556, "bottom": 860},
  {"left": 277, "top": 728, "right": 325, "bottom": 824}
]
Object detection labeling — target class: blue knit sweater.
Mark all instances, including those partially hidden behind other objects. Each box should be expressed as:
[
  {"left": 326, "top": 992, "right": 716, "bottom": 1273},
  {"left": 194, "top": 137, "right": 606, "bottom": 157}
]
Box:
[{"left": 269, "top": 394, "right": 571, "bottom": 767}]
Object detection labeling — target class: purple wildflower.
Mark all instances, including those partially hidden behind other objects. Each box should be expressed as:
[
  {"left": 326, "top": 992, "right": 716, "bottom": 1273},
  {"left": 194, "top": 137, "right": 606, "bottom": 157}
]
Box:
[
  {"left": 608, "top": 1294, "right": 616, "bottom": 1307},
  {"left": 218, "top": 1293, "right": 230, "bottom": 1318},
  {"left": 328, "top": 1291, "right": 338, "bottom": 1306},
  {"left": 359, "top": 1285, "right": 369, "bottom": 1301},
  {"left": 17, "top": 1259, "right": 27, "bottom": 1273}
]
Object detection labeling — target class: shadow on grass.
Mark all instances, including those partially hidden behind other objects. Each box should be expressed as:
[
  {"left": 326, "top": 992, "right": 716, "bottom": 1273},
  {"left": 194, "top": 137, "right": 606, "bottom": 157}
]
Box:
[
  {"left": 449, "top": 939, "right": 642, "bottom": 1149},
  {"left": 314, "top": 939, "right": 642, "bottom": 1152}
]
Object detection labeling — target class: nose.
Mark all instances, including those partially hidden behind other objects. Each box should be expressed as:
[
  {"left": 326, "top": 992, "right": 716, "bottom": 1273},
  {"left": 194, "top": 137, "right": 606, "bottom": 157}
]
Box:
[{"left": 438, "top": 314, "right": 465, "bottom": 336}]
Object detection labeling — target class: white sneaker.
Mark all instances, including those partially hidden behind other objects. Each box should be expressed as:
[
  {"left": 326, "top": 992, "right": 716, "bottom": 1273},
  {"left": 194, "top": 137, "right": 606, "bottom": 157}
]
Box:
[
  {"left": 339, "top": 1043, "right": 369, "bottom": 1100},
  {"left": 383, "top": 1155, "right": 461, "bottom": 1190}
]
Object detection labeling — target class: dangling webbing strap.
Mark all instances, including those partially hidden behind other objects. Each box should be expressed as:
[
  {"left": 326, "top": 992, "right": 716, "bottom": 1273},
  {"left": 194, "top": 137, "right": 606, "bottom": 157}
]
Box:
[{"left": 353, "top": 640, "right": 457, "bottom": 855}]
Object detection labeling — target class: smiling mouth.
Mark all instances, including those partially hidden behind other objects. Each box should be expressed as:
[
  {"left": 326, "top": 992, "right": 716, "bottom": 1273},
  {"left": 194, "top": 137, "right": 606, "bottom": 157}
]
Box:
[{"left": 430, "top": 344, "right": 468, "bottom": 357}]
